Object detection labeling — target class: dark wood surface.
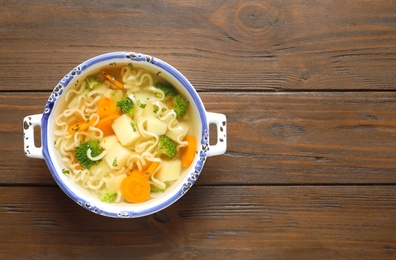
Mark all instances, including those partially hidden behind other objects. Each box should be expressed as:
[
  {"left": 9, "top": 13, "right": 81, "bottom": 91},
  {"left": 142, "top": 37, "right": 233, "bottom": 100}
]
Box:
[{"left": 1, "top": 1, "right": 395, "bottom": 259}]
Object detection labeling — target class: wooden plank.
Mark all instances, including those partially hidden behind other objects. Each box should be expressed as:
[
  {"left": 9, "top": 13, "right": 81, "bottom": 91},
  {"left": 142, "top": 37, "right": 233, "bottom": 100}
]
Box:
[
  {"left": 0, "top": 1, "right": 395, "bottom": 91},
  {"left": 0, "top": 186, "right": 395, "bottom": 259},
  {"left": 200, "top": 92, "right": 396, "bottom": 185},
  {"left": 2, "top": 91, "right": 396, "bottom": 185}
]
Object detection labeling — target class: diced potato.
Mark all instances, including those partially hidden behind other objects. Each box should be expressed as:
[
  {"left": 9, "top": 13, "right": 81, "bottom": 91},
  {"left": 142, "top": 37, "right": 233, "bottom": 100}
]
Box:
[
  {"left": 147, "top": 117, "right": 168, "bottom": 136},
  {"left": 104, "top": 88, "right": 114, "bottom": 98},
  {"left": 166, "top": 122, "right": 190, "bottom": 142},
  {"left": 106, "top": 89, "right": 123, "bottom": 104},
  {"left": 104, "top": 142, "right": 134, "bottom": 170},
  {"left": 141, "top": 102, "right": 158, "bottom": 119},
  {"left": 112, "top": 115, "right": 141, "bottom": 146},
  {"left": 99, "top": 135, "right": 119, "bottom": 150},
  {"left": 134, "top": 91, "right": 157, "bottom": 104},
  {"left": 106, "top": 173, "right": 127, "bottom": 193},
  {"left": 156, "top": 160, "right": 182, "bottom": 182},
  {"left": 90, "top": 160, "right": 111, "bottom": 180}
]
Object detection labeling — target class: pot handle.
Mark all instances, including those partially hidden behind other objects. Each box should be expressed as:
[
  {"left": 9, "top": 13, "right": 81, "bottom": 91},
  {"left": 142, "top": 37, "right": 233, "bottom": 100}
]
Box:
[
  {"left": 23, "top": 114, "right": 44, "bottom": 159},
  {"left": 206, "top": 112, "right": 227, "bottom": 157}
]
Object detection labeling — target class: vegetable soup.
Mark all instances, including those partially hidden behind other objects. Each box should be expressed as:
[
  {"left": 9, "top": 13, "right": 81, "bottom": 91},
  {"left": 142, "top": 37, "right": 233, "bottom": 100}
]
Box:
[{"left": 53, "top": 63, "right": 197, "bottom": 203}]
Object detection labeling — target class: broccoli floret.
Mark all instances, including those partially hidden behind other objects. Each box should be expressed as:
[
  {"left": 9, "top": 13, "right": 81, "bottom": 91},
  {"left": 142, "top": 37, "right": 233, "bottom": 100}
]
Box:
[
  {"left": 99, "top": 192, "right": 118, "bottom": 203},
  {"left": 85, "top": 76, "right": 101, "bottom": 90},
  {"left": 150, "top": 185, "right": 165, "bottom": 193},
  {"left": 75, "top": 140, "right": 103, "bottom": 169},
  {"left": 157, "top": 135, "right": 177, "bottom": 159},
  {"left": 154, "top": 82, "right": 177, "bottom": 98},
  {"left": 117, "top": 97, "right": 134, "bottom": 116},
  {"left": 172, "top": 95, "right": 189, "bottom": 118}
]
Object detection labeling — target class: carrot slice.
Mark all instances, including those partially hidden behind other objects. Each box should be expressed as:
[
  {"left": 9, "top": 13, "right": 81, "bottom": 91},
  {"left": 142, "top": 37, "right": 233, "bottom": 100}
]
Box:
[
  {"left": 120, "top": 174, "right": 150, "bottom": 203},
  {"left": 127, "top": 161, "right": 159, "bottom": 178},
  {"left": 98, "top": 97, "right": 117, "bottom": 118},
  {"left": 100, "top": 70, "right": 124, "bottom": 89},
  {"left": 68, "top": 118, "right": 94, "bottom": 135},
  {"left": 96, "top": 113, "right": 121, "bottom": 136},
  {"left": 180, "top": 135, "right": 197, "bottom": 168}
]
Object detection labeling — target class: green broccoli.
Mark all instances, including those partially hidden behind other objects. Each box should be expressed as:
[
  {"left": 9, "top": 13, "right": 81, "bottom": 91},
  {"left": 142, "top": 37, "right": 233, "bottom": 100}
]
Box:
[
  {"left": 154, "top": 82, "right": 177, "bottom": 99},
  {"left": 117, "top": 97, "right": 134, "bottom": 116},
  {"left": 75, "top": 140, "right": 103, "bottom": 169},
  {"left": 99, "top": 192, "right": 118, "bottom": 203},
  {"left": 150, "top": 184, "right": 165, "bottom": 193},
  {"left": 172, "top": 95, "right": 189, "bottom": 118},
  {"left": 157, "top": 135, "right": 177, "bottom": 159},
  {"left": 85, "top": 76, "right": 101, "bottom": 90}
]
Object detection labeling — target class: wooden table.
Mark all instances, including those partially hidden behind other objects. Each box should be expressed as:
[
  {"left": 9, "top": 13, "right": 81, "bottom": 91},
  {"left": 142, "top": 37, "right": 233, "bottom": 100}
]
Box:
[{"left": 1, "top": 1, "right": 395, "bottom": 258}]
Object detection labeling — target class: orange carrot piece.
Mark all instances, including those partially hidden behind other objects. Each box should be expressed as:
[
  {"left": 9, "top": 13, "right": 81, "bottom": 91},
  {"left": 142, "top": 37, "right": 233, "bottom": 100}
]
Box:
[
  {"left": 100, "top": 70, "right": 124, "bottom": 89},
  {"left": 120, "top": 174, "right": 150, "bottom": 203},
  {"left": 98, "top": 97, "right": 117, "bottom": 118},
  {"left": 71, "top": 156, "right": 83, "bottom": 170},
  {"left": 166, "top": 99, "right": 174, "bottom": 109},
  {"left": 127, "top": 168, "right": 145, "bottom": 176},
  {"left": 96, "top": 113, "right": 121, "bottom": 136},
  {"left": 146, "top": 161, "right": 160, "bottom": 178},
  {"left": 68, "top": 119, "right": 94, "bottom": 135},
  {"left": 180, "top": 135, "right": 197, "bottom": 168},
  {"left": 127, "top": 161, "right": 159, "bottom": 178}
]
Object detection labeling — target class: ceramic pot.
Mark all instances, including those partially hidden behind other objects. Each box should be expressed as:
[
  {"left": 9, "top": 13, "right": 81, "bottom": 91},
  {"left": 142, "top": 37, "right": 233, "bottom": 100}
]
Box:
[{"left": 23, "top": 52, "right": 227, "bottom": 218}]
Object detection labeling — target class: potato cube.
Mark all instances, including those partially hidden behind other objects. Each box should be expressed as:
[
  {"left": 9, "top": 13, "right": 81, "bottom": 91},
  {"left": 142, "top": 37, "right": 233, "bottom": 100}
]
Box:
[
  {"left": 141, "top": 102, "right": 158, "bottom": 119},
  {"left": 108, "top": 89, "right": 123, "bottom": 104},
  {"left": 90, "top": 160, "right": 111, "bottom": 180},
  {"left": 106, "top": 173, "right": 127, "bottom": 193},
  {"left": 99, "top": 135, "right": 119, "bottom": 150},
  {"left": 112, "top": 115, "right": 141, "bottom": 146},
  {"left": 134, "top": 91, "right": 156, "bottom": 104},
  {"left": 104, "top": 142, "right": 133, "bottom": 170},
  {"left": 156, "top": 160, "right": 182, "bottom": 182},
  {"left": 147, "top": 117, "right": 168, "bottom": 136}
]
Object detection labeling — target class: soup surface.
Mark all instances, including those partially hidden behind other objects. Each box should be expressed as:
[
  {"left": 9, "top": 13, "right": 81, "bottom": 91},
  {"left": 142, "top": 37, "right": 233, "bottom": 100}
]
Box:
[{"left": 54, "top": 63, "right": 197, "bottom": 203}]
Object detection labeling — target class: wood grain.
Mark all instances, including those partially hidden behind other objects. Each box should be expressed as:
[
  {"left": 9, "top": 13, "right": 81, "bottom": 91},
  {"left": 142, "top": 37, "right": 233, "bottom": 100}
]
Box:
[
  {"left": 2, "top": 91, "right": 395, "bottom": 185},
  {"left": 0, "top": 0, "right": 395, "bottom": 92},
  {"left": 1, "top": 0, "right": 395, "bottom": 258},
  {"left": 0, "top": 186, "right": 395, "bottom": 259}
]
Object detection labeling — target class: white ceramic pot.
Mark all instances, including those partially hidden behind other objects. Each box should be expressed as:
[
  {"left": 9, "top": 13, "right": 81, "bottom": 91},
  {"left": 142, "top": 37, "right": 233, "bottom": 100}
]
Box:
[{"left": 23, "top": 52, "right": 227, "bottom": 218}]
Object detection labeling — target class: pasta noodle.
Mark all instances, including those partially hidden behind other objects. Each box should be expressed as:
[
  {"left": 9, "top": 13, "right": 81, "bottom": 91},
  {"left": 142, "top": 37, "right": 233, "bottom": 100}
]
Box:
[{"left": 54, "top": 63, "right": 195, "bottom": 203}]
